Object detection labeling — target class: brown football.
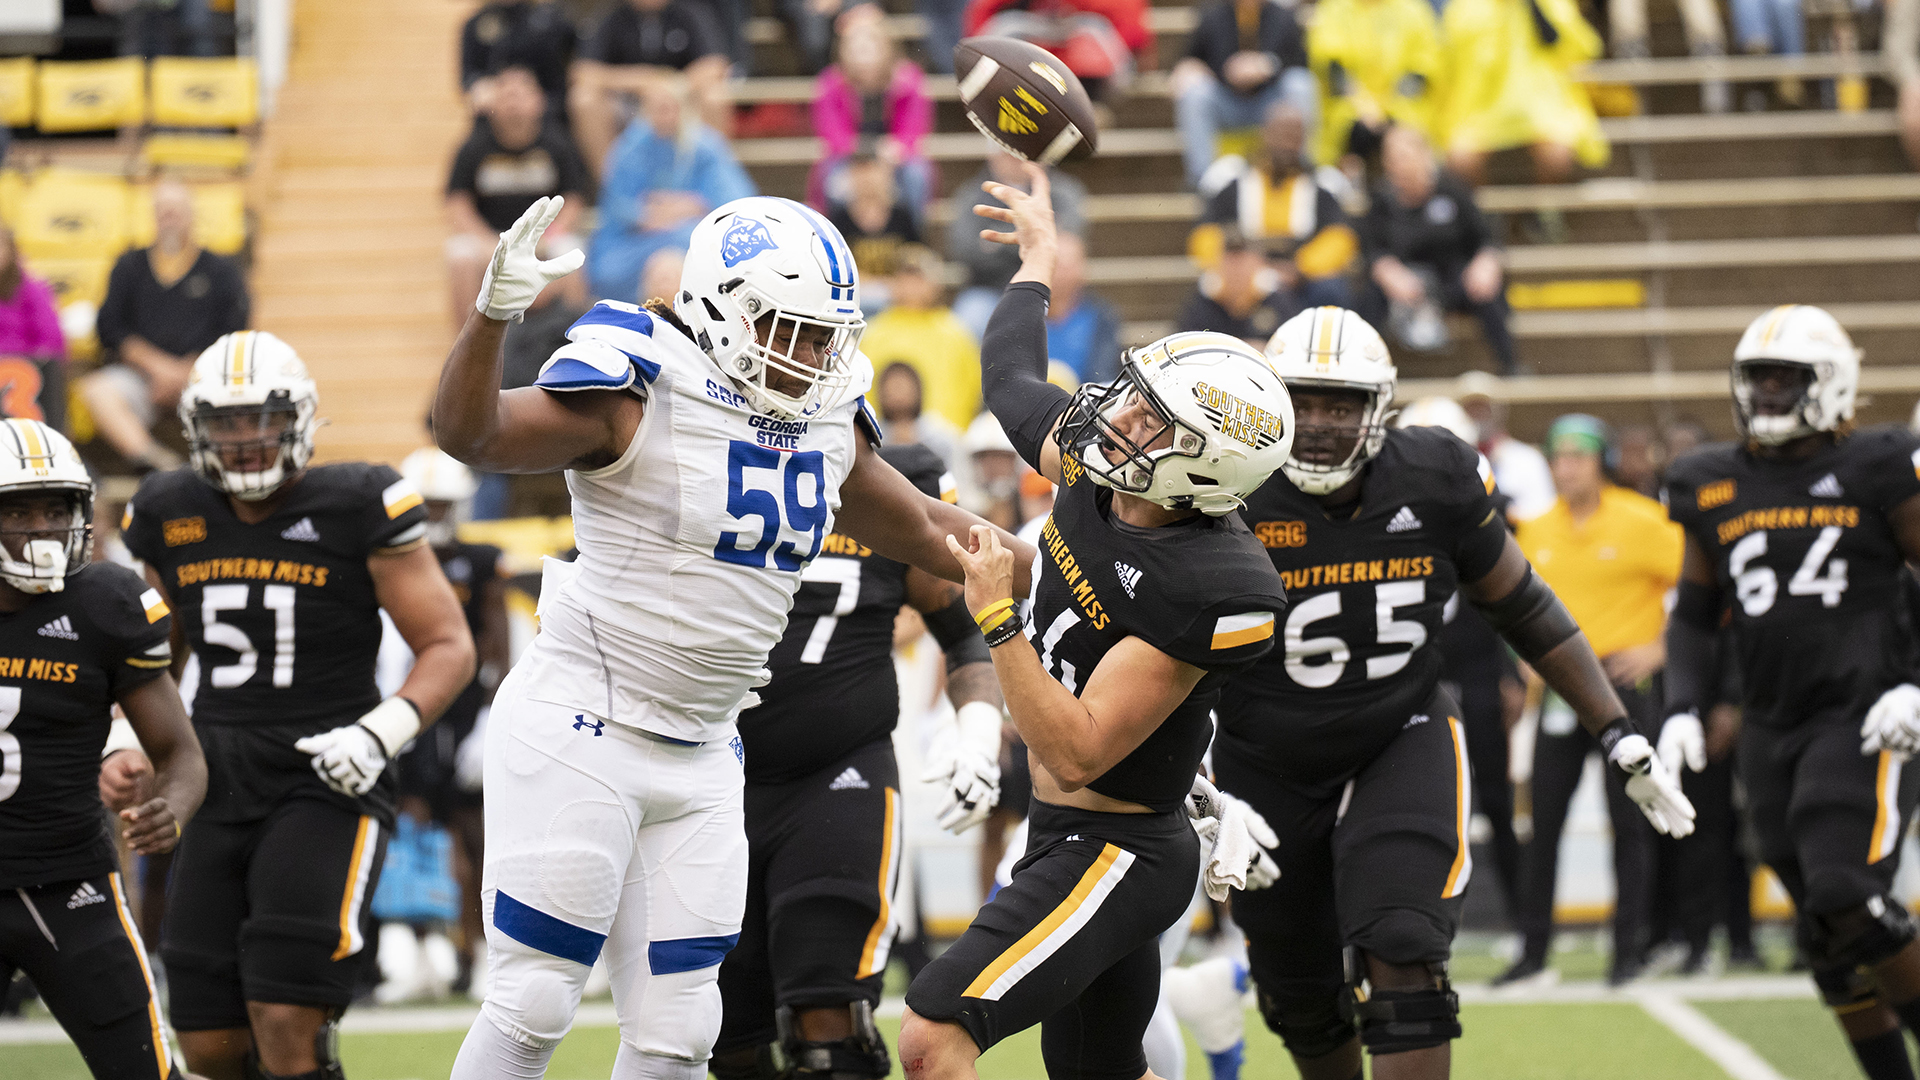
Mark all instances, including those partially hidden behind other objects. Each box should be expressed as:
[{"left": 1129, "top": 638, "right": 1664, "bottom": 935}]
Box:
[{"left": 953, "top": 37, "right": 1099, "bottom": 165}]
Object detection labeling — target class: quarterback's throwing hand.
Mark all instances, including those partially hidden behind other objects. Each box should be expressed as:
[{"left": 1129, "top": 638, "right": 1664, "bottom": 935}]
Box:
[
  {"left": 946, "top": 525, "right": 1016, "bottom": 616},
  {"left": 1187, "top": 775, "right": 1280, "bottom": 901},
  {"left": 1861, "top": 683, "right": 1920, "bottom": 757},
  {"left": 1610, "top": 733, "right": 1696, "bottom": 837},
  {"left": 475, "top": 196, "right": 586, "bottom": 323}
]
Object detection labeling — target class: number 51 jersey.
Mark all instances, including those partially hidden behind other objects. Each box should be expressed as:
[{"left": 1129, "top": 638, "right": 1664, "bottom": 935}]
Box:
[
  {"left": 123, "top": 463, "right": 429, "bottom": 823},
  {"left": 1664, "top": 426, "right": 1920, "bottom": 732}
]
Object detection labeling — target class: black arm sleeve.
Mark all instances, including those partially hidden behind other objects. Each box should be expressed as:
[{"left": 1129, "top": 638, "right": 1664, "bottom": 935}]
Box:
[
  {"left": 1472, "top": 564, "right": 1580, "bottom": 663},
  {"left": 981, "top": 280, "right": 1072, "bottom": 472},
  {"left": 923, "top": 594, "right": 992, "bottom": 674},
  {"left": 1663, "top": 579, "right": 1720, "bottom": 718}
]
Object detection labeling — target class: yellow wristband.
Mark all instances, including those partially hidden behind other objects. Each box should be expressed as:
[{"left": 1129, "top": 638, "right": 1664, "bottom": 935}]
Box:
[
  {"left": 978, "top": 607, "right": 1016, "bottom": 635},
  {"left": 973, "top": 598, "right": 1016, "bottom": 629}
]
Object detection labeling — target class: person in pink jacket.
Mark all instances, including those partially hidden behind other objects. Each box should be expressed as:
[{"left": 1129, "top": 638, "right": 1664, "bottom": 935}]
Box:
[
  {"left": 810, "top": 11, "right": 934, "bottom": 218},
  {"left": 0, "top": 228, "right": 67, "bottom": 429}
]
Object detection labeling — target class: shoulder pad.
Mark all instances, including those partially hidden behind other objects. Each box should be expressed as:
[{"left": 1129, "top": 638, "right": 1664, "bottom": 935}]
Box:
[
  {"left": 536, "top": 340, "right": 639, "bottom": 393},
  {"left": 562, "top": 300, "right": 668, "bottom": 383}
]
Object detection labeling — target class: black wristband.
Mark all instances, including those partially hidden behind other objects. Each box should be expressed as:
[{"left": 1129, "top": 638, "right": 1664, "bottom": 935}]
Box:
[
  {"left": 1596, "top": 716, "right": 1635, "bottom": 760},
  {"left": 982, "top": 615, "right": 1024, "bottom": 649}
]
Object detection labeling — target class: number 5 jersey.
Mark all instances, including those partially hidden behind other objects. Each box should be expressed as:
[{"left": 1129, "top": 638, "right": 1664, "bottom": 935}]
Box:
[
  {"left": 1663, "top": 426, "right": 1920, "bottom": 732},
  {"left": 123, "top": 463, "right": 429, "bottom": 823}
]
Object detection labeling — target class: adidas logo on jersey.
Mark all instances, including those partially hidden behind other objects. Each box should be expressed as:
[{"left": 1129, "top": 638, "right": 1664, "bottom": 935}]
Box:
[
  {"left": 1810, "top": 474, "right": 1844, "bottom": 498},
  {"left": 1113, "top": 561, "right": 1142, "bottom": 598},
  {"left": 280, "top": 517, "right": 320, "bottom": 542},
  {"left": 828, "top": 767, "right": 870, "bottom": 791},
  {"left": 1386, "top": 507, "right": 1423, "bottom": 533},
  {"left": 66, "top": 882, "right": 106, "bottom": 910},
  {"left": 36, "top": 616, "right": 77, "bottom": 641}
]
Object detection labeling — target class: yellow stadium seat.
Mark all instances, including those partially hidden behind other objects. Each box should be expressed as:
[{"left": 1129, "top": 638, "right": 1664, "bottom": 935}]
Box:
[
  {"left": 11, "top": 170, "right": 133, "bottom": 260},
  {"left": 149, "top": 57, "right": 258, "bottom": 128},
  {"left": 129, "top": 181, "right": 248, "bottom": 256},
  {"left": 28, "top": 256, "right": 115, "bottom": 311},
  {"left": 142, "top": 133, "right": 252, "bottom": 170},
  {"left": 0, "top": 170, "right": 26, "bottom": 227},
  {"left": 0, "top": 58, "right": 33, "bottom": 128},
  {"left": 37, "top": 58, "right": 146, "bottom": 133}
]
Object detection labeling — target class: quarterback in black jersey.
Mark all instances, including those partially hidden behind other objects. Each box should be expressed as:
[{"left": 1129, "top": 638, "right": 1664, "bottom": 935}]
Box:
[
  {"left": 1220, "top": 306, "right": 1695, "bottom": 1080},
  {"left": 122, "top": 332, "right": 476, "bottom": 1080},
  {"left": 0, "top": 419, "right": 207, "bottom": 1080},
  {"left": 713, "top": 442, "right": 1006, "bottom": 1080},
  {"left": 1661, "top": 305, "right": 1920, "bottom": 1080},
  {"left": 899, "top": 164, "right": 1294, "bottom": 1080}
]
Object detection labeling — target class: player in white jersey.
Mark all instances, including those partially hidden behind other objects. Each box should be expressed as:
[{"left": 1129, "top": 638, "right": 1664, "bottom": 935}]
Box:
[{"left": 432, "top": 197, "right": 1034, "bottom": 1080}]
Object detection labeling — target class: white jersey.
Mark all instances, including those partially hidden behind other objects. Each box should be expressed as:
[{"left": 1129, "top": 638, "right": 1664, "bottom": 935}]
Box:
[{"left": 513, "top": 302, "right": 876, "bottom": 741}]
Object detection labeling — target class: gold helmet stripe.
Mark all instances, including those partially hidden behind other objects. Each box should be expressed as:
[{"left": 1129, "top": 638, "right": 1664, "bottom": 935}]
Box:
[
  {"left": 228, "top": 330, "right": 256, "bottom": 387},
  {"left": 8, "top": 419, "right": 48, "bottom": 476},
  {"left": 1758, "top": 305, "right": 1796, "bottom": 350}
]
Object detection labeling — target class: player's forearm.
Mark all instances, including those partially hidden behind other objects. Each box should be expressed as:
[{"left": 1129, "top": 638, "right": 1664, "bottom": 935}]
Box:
[
  {"left": 946, "top": 660, "right": 1004, "bottom": 711},
  {"left": 989, "top": 637, "right": 1108, "bottom": 790},
  {"left": 395, "top": 633, "right": 479, "bottom": 727},
  {"left": 1531, "top": 633, "right": 1632, "bottom": 738},
  {"left": 122, "top": 680, "right": 207, "bottom": 822},
  {"left": 843, "top": 492, "right": 1035, "bottom": 598},
  {"left": 433, "top": 313, "right": 512, "bottom": 464},
  {"left": 149, "top": 737, "right": 207, "bottom": 825}
]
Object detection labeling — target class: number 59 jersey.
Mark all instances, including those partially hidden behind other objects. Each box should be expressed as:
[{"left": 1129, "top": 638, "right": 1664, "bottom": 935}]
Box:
[
  {"left": 1664, "top": 426, "right": 1920, "bottom": 731},
  {"left": 519, "top": 305, "right": 877, "bottom": 742}
]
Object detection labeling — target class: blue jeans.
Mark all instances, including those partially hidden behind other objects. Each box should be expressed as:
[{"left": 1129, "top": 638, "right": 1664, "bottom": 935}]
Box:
[
  {"left": 1175, "top": 68, "right": 1319, "bottom": 189},
  {"left": 1729, "top": 0, "right": 1804, "bottom": 54},
  {"left": 920, "top": 0, "right": 968, "bottom": 74}
]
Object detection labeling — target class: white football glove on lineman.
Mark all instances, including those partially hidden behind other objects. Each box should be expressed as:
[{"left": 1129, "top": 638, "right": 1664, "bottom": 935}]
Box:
[
  {"left": 1610, "top": 731, "right": 1696, "bottom": 838},
  {"left": 921, "top": 701, "right": 1003, "bottom": 834},
  {"left": 1187, "top": 774, "right": 1280, "bottom": 902},
  {"left": 1862, "top": 684, "right": 1920, "bottom": 758},
  {"left": 1657, "top": 712, "right": 1708, "bottom": 776},
  {"left": 295, "top": 698, "right": 422, "bottom": 798},
  {"left": 475, "top": 196, "right": 586, "bottom": 322}
]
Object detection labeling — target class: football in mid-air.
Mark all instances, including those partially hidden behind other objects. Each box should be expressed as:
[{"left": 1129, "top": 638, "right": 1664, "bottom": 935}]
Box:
[{"left": 953, "top": 37, "right": 1099, "bottom": 165}]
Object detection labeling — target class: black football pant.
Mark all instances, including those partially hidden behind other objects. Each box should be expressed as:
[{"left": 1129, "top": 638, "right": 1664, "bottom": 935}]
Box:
[
  {"left": 1444, "top": 662, "right": 1521, "bottom": 920},
  {"left": 1513, "top": 682, "right": 1659, "bottom": 967}
]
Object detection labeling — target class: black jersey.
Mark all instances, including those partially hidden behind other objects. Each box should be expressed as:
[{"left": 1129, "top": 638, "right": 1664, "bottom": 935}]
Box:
[
  {"left": 1028, "top": 453, "right": 1288, "bottom": 813},
  {"left": 1664, "top": 426, "right": 1920, "bottom": 731},
  {"left": 739, "top": 443, "right": 952, "bottom": 784},
  {"left": 1218, "top": 426, "right": 1508, "bottom": 780},
  {"left": 0, "top": 563, "right": 173, "bottom": 889},
  {"left": 437, "top": 539, "right": 504, "bottom": 732},
  {"left": 122, "top": 464, "right": 429, "bottom": 823}
]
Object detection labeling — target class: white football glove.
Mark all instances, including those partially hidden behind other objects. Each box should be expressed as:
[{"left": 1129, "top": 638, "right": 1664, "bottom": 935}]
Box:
[
  {"left": 1862, "top": 684, "right": 1920, "bottom": 757},
  {"left": 475, "top": 196, "right": 586, "bottom": 322},
  {"left": 921, "top": 702, "right": 1003, "bottom": 834},
  {"left": 1187, "top": 775, "right": 1280, "bottom": 902},
  {"left": 294, "top": 698, "right": 421, "bottom": 798},
  {"left": 454, "top": 706, "right": 488, "bottom": 794},
  {"left": 1610, "top": 732, "right": 1697, "bottom": 838},
  {"left": 1657, "top": 712, "right": 1707, "bottom": 776}
]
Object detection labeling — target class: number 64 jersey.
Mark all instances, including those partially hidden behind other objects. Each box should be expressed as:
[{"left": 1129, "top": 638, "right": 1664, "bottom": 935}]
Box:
[{"left": 1663, "top": 426, "right": 1920, "bottom": 732}]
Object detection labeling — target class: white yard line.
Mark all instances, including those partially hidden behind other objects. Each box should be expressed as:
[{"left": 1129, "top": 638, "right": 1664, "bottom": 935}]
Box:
[{"left": 1632, "top": 989, "right": 1794, "bottom": 1080}]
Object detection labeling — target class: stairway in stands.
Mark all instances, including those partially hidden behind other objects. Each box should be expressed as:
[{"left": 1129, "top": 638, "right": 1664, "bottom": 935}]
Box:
[{"left": 246, "top": 0, "right": 467, "bottom": 466}]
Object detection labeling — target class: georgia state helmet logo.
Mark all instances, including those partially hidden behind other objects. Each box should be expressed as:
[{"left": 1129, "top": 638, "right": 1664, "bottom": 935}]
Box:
[{"left": 721, "top": 217, "right": 777, "bottom": 268}]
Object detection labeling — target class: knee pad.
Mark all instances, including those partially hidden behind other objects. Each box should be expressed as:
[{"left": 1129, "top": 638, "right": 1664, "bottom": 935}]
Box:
[
  {"left": 1253, "top": 985, "right": 1353, "bottom": 1060},
  {"left": 482, "top": 944, "right": 587, "bottom": 1046},
  {"left": 1800, "top": 897, "right": 1916, "bottom": 1009},
  {"left": 773, "top": 1002, "right": 891, "bottom": 1080},
  {"left": 623, "top": 965, "right": 725, "bottom": 1062},
  {"left": 1353, "top": 909, "right": 1449, "bottom": 969},
  {"left": 1344, "top": 949, "right": 1461, "bottom": 1056}
]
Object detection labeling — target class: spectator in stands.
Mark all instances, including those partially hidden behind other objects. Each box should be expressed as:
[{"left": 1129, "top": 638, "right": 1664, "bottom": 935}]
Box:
[
  {"left": 827, "top": 156, "right": 921, "bottom": 314},
  {"left": 0, "top": 227, "right": 66, "bottom": 430},
  {"left": 811, "top": 12, "right": 934, "bottom": 216},
  {"left": 873, "top": 361, "right": 962, "bottom": 465},
  {"left": 946, "top": 151, "right": 1089, "bottom": 338},
  {"left": 1440, "top": 0, "right": 1609, "bottom": 186},
  {"left": 777, "top": 0, "right": 882, "bottom": 77},
  {"left": 1609, "top": 0, "right": 1730, "bottom": 113},
  {"left": 571, "top": 0, "right": 733, "bottom": 177},
  {"left": 1307, "top": 0, "right": 1444, "bottom": 173},
  {"left": 639, "top": 247, "right": 686, "bottom": 306},
  {"left": 1175, "top": 228, "right": 1303, "bottom": 346},
  {"left": 119, "top": 0, "right": 217, "bottom": 58},
  {"left": 459, "top": 0, "right": 576, "bottom": 114},
  {"left": 446, "top": 66, "right": 590, "bottom": 330},
  {"left": 586, "top": 82, "right": 755, "bottom": 302},
  {"left": 1172, "top": 0, "right": 1315, "bottom": 190},
  {"left": 922, "top": 0, "right": 968, "bottom": 74},
  {"left": 1616, "top": 423, "right": 1662, "bottom": 497},
  {"left": 1729, "top": 0, "right": 1807, "bottom": 101},
  {"left": 1045, "top": 233, "right": 1121, "bottom": 384},
  {"left": 963, "top": 0, "right": 1154, "bottom": 100},
  {"left": 1358, "top": 125, "right": 1517, "bottom": 374},
  {"left": 1892, "top": 0, "right": 1920, "bottom": 170},
  {"left": 861, "top": 244, "right": 980, "bottom": 433},
  {"left": 1191, "top": 100, "right": 1357, "bottom": 308},
  {"left": 83, "top": 182, "right": 248, "bottom": 473},
  {"left": 1457, "top": 370, "right": 1557, "bottom": 521}
]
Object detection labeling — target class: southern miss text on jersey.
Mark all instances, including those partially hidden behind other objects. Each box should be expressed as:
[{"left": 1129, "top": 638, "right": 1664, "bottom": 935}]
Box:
[
  {"left": 122, "top": 463, "right": 429, "bottom": 822},
  {"left": 1664, "top": 426, "right": 1920, "bottom": 731},
  {"left": 1026, "top": 452, "right": 1288, "bottom": 813},
  {"left": 0, "top": 563, "right": 173, "bottom": 889},
  {"left": 739, "top": 443, "right": 950, "bottom": 784},
  {"left": 1220, "top": 426, "right": 1507, "bottom": 781}
]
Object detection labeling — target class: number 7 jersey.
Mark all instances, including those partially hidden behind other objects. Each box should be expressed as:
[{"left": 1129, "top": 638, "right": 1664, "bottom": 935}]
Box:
[{"left": 1663, "top": 426, "right": 1920, "bottom": 731}]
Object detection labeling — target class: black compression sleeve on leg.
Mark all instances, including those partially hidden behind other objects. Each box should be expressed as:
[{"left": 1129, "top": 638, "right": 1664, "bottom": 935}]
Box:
[
  {"left": 1663, "top": 580, "right": 1720, "bottom": 719},
  {"left": 981, "top": 281, "right": 1073, "bottom": 471},
  {"left": 923, "top": 593, "right": 991, "bottom": 673},
  {"left": 1850, "top": 1028, "right": 1917, "bottom": 1080}
]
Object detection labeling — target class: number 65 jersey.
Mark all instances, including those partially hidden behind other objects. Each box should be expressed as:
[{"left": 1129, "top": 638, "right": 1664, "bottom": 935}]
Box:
[{"left": 1663, "top": 426, "right": 1920, "bottom": 732}]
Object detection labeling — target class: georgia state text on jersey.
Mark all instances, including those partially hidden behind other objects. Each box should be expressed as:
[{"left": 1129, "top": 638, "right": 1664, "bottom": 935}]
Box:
[
  {"left": 0, "top": 563, "right": 173, "bottom": 889},
  {"left": 1026, "top": 452, "right": 1288, "bottom": 813},
  {"left": 121, "top": 463, "right": 429, "bottom": 822},
  {"left": 1220, "top": 426, "right": 1507, "bottom": 780},
  {"left": 1664, "top": 426, "right": 1920, "bottom": 730},
  {"left": 738, "top": 443, "right": 950, "bottom": 784},
  {"left": 513, "top": 301, "right": 881, "bottom": 741}
]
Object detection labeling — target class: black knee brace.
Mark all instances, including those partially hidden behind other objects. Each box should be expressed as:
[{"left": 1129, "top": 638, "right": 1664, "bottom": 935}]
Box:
[
  {"left": 773, "top": 1002, "right": 891, "bottom": 1080},
  {"left": 1254, "top": 984, "right": 1355, "bottom": 1060},
  {"left": 712, "top": 1044, "right": 786, "bottom": 1080},
  {"left": 1344, "top": 948, "right": 1461, "bottom": 1056},
  {"left": 242, "top": 1014, "right": 344, "bottom": 1080},
  {"left": 1801, "top": 896, "right": 1917, "bottom": 1010}
]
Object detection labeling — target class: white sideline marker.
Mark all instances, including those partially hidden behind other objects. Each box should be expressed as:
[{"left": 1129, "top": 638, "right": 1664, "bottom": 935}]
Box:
[{"left": 1632, "top": 989, "right": 1791, "bottom": 1080}]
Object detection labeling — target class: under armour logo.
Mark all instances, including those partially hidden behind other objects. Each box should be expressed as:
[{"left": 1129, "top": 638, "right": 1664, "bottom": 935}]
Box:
[{"left": 573, "top": 715, "right": 605, "bottom": 736}]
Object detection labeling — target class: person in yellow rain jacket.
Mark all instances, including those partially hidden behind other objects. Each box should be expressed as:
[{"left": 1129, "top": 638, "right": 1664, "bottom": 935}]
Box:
[
  {"left": 1307, "top": 0, "right": 1445, "bottom": 170},
  {"left": 1439, "top": 0, "right": 1610, "bottom": 185}
]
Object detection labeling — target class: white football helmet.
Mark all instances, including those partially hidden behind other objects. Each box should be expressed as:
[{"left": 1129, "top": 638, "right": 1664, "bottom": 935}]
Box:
[
  {"left": 1732, "top": 304, "right": 1860, "bottom": 445},
  {"left": 1264, "top": 307, "right": 1398, "bottom": 495},
  {"left": 1057, "top": 331, "right": 1294, "bottom": 516},
  {"left": 675, "top": 196, "right": 866, "bottom": 419},
  {"left": 1395, "top": 396, "right": 1479, "bottom": 445},
  {"left": 0, "top": 419, "right": 92, "bottom": 594},
  {"left": 401, "top": 448, "right": 477, "bottom": 548},
  {"left": 181, "top": 331, "right": 319, "bottom": 501}
]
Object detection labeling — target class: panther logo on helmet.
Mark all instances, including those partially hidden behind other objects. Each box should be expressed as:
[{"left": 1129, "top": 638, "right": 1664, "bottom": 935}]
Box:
[{"left": 720, "top": 217, "right": 779, "bottom": 269}]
